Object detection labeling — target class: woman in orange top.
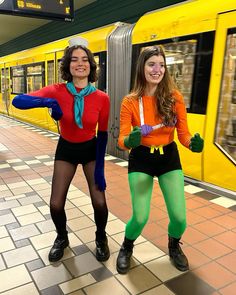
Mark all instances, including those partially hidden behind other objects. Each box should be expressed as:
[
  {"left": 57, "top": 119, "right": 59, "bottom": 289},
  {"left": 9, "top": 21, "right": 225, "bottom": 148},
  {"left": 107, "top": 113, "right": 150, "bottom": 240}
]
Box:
[{"left": 116, "top": 45, "right": 204, "bottom": 274}]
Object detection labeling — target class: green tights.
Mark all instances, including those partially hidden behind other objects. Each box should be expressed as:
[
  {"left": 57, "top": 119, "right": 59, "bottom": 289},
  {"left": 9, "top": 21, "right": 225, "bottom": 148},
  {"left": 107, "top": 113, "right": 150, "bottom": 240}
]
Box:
[{"left": 125, "top": 170, "right": 186, "bottom": 240}]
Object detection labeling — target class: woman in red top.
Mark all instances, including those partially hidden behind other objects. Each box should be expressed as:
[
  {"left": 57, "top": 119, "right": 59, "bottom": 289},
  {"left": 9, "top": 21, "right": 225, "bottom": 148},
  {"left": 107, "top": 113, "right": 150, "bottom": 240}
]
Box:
[
  {"left": 116, "top": 45, "right": 204, "bottom": 274},
  {"left": 12, "top": 37, "right": 110, "bottom": 263}
]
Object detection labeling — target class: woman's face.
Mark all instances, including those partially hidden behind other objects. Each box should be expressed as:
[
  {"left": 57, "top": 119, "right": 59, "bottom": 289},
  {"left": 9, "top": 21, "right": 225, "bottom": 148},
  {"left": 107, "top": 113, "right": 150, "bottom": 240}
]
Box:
[
  {"left": 144, "top": 54, "right": 165, "bottom": 86},
  {"left": 69, "top": 48, "right": 90, "bottom": 80}
]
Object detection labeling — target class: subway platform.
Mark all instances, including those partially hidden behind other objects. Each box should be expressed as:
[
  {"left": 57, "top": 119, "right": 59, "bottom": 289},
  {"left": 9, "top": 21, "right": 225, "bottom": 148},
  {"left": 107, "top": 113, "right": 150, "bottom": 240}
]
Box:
[{"left": 0, "top": 114, "right": 236, "bottom": 295}]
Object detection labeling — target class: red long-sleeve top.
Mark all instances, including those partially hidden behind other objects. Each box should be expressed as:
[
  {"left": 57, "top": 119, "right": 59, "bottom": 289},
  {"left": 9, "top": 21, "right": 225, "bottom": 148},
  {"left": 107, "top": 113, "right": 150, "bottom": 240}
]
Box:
[
  {"left": 30, "top": 83, "right": 110, "bottom": 143},
  {"left": 118, "top": 90, "right": 192, "bottom": 150}
]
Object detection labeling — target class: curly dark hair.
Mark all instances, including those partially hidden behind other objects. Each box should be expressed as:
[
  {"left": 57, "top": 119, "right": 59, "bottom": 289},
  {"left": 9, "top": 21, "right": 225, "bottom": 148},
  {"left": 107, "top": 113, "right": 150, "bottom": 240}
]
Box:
[
  {"left": 60, "top": 45, "right": 98, "bottom": 83},
  {"left": 129, "top": 45, "right": 177, "bottom": 126}
]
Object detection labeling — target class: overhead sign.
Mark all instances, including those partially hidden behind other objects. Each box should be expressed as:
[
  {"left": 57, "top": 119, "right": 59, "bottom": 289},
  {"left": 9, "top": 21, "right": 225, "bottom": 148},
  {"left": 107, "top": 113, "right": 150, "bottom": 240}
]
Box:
[{"left": 0, "top": 0, "right": 74, "bottom": 22}]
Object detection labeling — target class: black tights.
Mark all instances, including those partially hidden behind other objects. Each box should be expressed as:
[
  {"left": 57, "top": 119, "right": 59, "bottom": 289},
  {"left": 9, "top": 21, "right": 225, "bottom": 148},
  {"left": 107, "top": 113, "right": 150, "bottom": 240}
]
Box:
[{"left": 50, "top": 160, "right": 108, "bottom": 240}]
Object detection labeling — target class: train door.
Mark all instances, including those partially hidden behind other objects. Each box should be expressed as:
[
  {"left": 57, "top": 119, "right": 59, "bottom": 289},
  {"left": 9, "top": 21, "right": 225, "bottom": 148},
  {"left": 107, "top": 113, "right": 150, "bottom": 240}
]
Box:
[
  {"left": 204, "top": 11, "right": 236, "bottom": 191},
  {"left": 45, "top": 52, "right": 56, "bottom": 86},
  {"left": 1, "top": 65, "right": 10, "bottom": 115},
  {"left": 55, "top": 51, "right": 64, "bottom": 83}
]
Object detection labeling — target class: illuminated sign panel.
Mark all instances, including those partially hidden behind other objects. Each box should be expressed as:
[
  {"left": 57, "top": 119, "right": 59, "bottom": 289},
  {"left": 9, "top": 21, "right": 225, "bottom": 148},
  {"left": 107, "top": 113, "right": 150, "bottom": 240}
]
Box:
[{"left": 0, "top": 0, "right": 74, "bottom": 22}]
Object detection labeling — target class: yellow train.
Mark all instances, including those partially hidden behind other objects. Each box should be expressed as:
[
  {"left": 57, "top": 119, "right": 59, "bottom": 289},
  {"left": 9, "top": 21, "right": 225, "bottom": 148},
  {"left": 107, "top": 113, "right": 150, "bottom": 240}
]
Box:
[{"left": 0, "top": 0, "right": 236, "bottom": 192}]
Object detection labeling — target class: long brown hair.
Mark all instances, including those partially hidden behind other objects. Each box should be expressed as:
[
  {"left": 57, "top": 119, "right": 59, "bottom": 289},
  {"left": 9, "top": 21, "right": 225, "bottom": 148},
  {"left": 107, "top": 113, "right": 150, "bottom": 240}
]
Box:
[
  {"left": 60, "top": 45, "right": 98, "bottom": 83},
  {"left": 129, "top": 45, "right": 176, "bottom": 125}
]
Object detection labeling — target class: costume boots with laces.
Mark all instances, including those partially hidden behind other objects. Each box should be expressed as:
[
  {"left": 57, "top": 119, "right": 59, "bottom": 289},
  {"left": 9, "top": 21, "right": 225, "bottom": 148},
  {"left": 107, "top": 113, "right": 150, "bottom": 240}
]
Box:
[
  {"left": 168, "top": 236, "right": 189, "bottom": 271},
  {"left": 48, "top": 230, "right": 69, "bottom": 262},
  {"left": 116, "top": 237, "right": 134, "bottom": 274},
  {"left": 95, "top": 231, "right": 110, "bottom": 261},
  {"left": 95, "top": 237, "right": 110, "bottom": 261}
]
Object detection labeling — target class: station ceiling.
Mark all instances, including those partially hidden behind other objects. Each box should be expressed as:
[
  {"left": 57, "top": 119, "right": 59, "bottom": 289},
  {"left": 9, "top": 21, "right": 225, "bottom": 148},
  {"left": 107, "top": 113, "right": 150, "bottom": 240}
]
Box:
[{"left": 0, "top": 0, "right": 95, "bottom": 45}]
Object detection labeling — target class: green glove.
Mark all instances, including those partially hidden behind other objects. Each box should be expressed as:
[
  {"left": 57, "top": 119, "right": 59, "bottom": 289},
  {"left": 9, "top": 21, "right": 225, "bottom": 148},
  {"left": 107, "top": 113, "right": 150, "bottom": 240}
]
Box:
[
  {"left": 189, "top": 133, "right": 204, "bottom": 153},
  {"left": 124, "top": 126, "right": 141, "bottom": 148}
]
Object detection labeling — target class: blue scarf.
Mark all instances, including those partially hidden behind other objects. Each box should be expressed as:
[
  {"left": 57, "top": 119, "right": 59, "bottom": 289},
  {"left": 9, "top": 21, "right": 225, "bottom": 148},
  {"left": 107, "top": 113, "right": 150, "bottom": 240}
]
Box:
[{"left": 66, "top": 82, "right": 96, "bottom": 128}]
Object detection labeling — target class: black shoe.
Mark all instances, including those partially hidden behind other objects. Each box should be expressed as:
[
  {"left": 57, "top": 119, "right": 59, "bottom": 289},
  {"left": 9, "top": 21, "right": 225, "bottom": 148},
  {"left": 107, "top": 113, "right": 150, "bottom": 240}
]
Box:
[
  {"left": 116, "top": 244, "right": 133, "bottom": 274},
  {"left": 95, "top": 238, "right": 110, "bottom": 261},
  {"left": 48, "top": 234, "right": 69, "bottom": 262},
  {"left": 168, "top": 236, "right": 189, "bottom": 271}
]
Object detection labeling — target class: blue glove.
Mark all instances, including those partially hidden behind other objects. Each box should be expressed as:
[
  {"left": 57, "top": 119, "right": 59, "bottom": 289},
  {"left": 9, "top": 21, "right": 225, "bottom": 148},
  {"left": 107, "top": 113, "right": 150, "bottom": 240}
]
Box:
[
  {"left": 94, "top": 131, "right": 108, "bottom": 191},
  {"left": 12, "top": 94, "right": 63, "bottom": 121},
  {"left": 48, "top": 100, "right": 63, "bottom": 121}
]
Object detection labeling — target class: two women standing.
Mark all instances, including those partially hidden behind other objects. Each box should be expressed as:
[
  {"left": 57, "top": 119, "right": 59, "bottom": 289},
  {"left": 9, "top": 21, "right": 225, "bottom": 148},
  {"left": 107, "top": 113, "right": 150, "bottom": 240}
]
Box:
[{"left": 13, "top": 41, "right": 204, "bottom": 272}]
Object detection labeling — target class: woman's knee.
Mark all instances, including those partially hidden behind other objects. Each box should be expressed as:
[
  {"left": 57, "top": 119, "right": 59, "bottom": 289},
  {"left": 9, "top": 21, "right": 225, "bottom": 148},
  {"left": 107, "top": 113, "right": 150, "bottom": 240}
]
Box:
[
  {"left": 135, "top": 214, "right": 149, "bottom": 229},
  {"left": 175, "top": 214, "right": 186, "bottom": 225},
  {"left": 91, "top": 191, "right": 106, "bottom": 207},
  {"left": 50, "top": 198, "right": 64, "bottom": 213},
  {"left": 93, "top": 200, "right": 107, "bottom": 212}
]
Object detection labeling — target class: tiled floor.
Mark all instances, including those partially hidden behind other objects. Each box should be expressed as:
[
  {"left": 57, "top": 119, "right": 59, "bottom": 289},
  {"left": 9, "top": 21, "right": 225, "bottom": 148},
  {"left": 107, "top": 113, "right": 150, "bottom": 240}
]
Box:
[{"left": 0, "top": 114, "right": 236, "bottom": 295}]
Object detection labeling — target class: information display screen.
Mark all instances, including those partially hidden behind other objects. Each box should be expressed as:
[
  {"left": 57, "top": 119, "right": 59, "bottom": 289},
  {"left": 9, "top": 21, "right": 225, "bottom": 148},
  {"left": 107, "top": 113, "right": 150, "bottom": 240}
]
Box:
[{"left": 0, "top": 0, "right": 74, "bottom": 22}]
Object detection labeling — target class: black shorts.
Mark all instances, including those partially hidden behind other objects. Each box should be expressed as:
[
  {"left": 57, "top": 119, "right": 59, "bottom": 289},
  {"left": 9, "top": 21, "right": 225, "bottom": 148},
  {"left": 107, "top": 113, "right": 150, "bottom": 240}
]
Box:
[
  {"left": 55, "top": 136, "right": 96, "bottom": 165},
  {"left": 128, "top": 141, "right": 182, "bottom": 177}
]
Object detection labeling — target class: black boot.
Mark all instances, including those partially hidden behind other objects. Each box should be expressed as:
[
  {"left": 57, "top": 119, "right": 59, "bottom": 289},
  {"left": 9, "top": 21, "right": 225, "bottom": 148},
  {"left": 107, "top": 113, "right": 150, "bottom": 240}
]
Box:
[
  {"left": 48, "top": 231, "right": 69, "bottom": 262},
  {"left": 168, "top": 236, "right": 189, "bottom": 271},
  {"left": 116, "top": 237, "right": 134, "bottom": 274},
  {"left": 95, "top": 237, "right": 110, "bottom": 261}
]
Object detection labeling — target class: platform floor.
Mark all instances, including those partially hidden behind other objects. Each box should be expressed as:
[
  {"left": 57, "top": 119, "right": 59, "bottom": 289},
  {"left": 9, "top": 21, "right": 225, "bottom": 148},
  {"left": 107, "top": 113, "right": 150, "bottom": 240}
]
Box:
[{"left": 0, "top": 115, "right": 236, "bottom": 295}]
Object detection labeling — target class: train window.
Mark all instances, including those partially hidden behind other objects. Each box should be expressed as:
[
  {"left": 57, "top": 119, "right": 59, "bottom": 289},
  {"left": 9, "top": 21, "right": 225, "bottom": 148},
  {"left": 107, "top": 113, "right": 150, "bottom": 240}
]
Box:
[
  {"left": 133, "top": 32, "right": 214, "bottom": 114},
  {"left": 215, "top": 30, "right": 236, "bottom": 164},
  {"left": 11, "top": 66, "right": 25, "bottom": 94},
  {"left": 4, "top": 68, "right": 9, "bottom": 91},
  {"left": 1, "top": 68, "right": 3, "bottom": 92},
  {"left": 1, "top": 68, "right": 9, "bottom": 99},
  {"left": 140, "top": 40, "right": 196, "bottom": 108},
  {"left": 165, "top": 40, "right": 196, "bottom": 109},
  {"left": 94, "top": 52, "right": 106, "bottom": 92},
  {"left": 47, "top": 61, "right": 55, "bottom": 85},
  {"left": 57, "top": 59, "right": 65, "bottom": 83},
  {"left": 94, "top": 55, "right": 100, "bottom": 89},
  {"left": 26, "top": 63, "right": 44, "bottom": 92}
]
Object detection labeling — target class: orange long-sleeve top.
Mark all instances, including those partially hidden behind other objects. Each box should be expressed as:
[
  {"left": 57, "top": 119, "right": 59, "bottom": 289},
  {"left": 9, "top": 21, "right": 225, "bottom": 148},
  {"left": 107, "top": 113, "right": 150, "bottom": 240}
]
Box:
[{"left": 118, "top": 90, "right": 192, "bottom": 150}]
